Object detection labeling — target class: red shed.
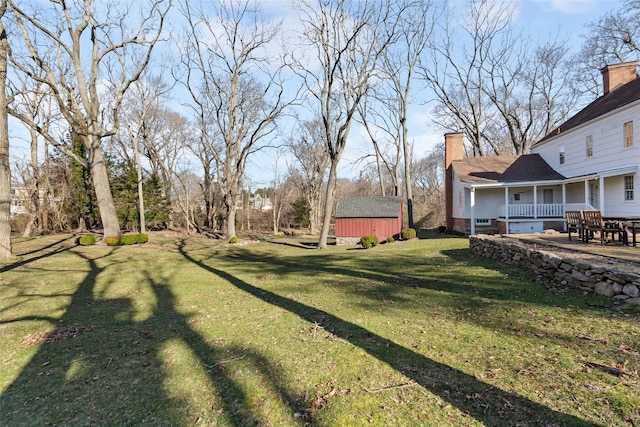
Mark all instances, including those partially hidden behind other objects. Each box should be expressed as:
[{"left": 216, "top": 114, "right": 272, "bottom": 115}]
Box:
[{"left": 335, "top": 196, "right": 403, "bottom": 245}]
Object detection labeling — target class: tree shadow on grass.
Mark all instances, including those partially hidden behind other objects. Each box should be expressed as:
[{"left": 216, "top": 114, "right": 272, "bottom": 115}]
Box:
[
  {"left": 1, "top": 235, "right": 77, "bottom": 273},
  {"left": 0, "top": 249, "right": 303, "bottom": 426},
  {"left": 220, "top": 245, "right": 597, "bottom": 313},
  {"left": 177, "top": 242, "right": 590, "bottom": 426},
  {"left": 265, "top": 239, "right": 319, "bottom": 250},
  {"left": 224, "top": 244, "right": 631, "bottom": 360}
]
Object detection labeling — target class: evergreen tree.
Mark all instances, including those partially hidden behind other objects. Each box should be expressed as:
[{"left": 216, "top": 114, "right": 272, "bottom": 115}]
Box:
[
  {"left": 70, "top": 131, "right": 98, "bottom": 230},
  {"left": 109, "top": 159, "right": 138, "bottom": 231},
  {"left": 143, "top": 172, "right": 169, "bottom": 230},
  {"left": 291, "top": 197, "right": 310, "bottom": 228}
]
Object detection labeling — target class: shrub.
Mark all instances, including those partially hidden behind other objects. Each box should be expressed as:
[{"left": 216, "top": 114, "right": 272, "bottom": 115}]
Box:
[
  {"left": 359, "top": 235, "right": 379, "bottom": 249},
  {"left": 105, "top": 234, "right": 148, "bottom": 246},
  {"left": 105, "top": 236, "right": 122, "bottom": 246},
  {"left": 401, "top": 228, "right": 416, "bottom": 240},
  {"left": 438, "top": 225, "right": 446, "bottom": 234},
  {"left": 77, "top": 235, "right": 96, "bottom": 246},
  {"left": 119, "top": 234, "right": 139, "bottom": 245},
  {"left": 386, "top": 236, "right": 394, "bottom": 243},
  {"left": 229, "top": 236, "right": 238, "bottom": 244}
]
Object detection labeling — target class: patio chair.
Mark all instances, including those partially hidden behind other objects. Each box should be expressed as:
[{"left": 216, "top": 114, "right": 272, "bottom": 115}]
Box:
[
  {"left": 565, "top": 211, "right": 583, "bottom": 241},
  {"left": 581, "top": 210, "right": 621, "bottom": 245}
]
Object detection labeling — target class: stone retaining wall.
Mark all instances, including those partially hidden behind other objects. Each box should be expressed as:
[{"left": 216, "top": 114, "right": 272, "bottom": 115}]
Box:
[{"left": 469, "top": 235, "right": 640, "bottom": 305}]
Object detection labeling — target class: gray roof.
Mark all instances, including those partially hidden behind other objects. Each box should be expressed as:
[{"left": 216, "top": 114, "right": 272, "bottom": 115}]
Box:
[
  {"left": 452, "top": 154, "right": 565, "bottom": 183},
  {"left": 335, "top": 196, "right": 402, "bottom": 218}
]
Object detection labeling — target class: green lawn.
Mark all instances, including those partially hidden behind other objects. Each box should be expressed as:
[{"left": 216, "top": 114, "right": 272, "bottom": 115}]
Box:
[{"left": 0, "top": 234, "right": 638, "bottom": 426}]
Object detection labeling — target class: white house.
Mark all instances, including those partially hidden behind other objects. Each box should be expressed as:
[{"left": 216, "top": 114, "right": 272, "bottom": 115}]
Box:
[{"left": 445, "top": 61, "right": 640, "bottom": 235}]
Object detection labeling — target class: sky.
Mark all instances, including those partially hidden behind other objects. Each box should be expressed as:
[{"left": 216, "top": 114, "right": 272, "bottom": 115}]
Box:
[
  {"left": 316, "top": 0, "right": 624, "bottom": 186},
  {"left": 8, "top": 0, "right": 625, "bottom": 188}
]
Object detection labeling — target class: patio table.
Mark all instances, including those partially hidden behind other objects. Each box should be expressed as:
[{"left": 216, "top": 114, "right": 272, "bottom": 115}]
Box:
[{"left": 603, "top": 217, "right": 640, "bottom": 246}]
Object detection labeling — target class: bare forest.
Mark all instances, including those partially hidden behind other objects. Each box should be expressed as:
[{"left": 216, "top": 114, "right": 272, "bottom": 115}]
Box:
[{"left": 1, "top": 0, "right": 637, "bottom": 257}]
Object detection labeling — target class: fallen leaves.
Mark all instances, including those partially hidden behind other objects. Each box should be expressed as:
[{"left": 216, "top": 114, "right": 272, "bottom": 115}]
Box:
[
  {"left": 294, "top": 380, "right": 348, "bottom": 423},
  {"left": 23, "top": 325, "right": 92, "bottom": 347}
]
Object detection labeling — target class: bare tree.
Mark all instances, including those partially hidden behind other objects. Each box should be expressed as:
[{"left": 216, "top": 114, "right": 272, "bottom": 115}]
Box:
[
  {"left": 178, "top": 0, "right": 293, "bottom": 240},
  {"left": 361, "top": 0, "right": 436, "bottom": 227},
  {"left": 357, "top": 94, "right": 401, "bottom": 197},
  {"left": 421, "top": 0, "right": 576, "bottom": 156},
  {"left": 114, "top": 76, "right": 173, "bottom": 233},
  {"left": 0, "top": 0, "right": 10, "bottom": 258},
  {"left": 9, "top": 72, "right": 59, "bottom": 236},
  {"left": 412, "top": 144, "right": 445, "bottom": 228},
  {"left": 7, "top": 0, "right": 170, "bottom": 240},
  {"left": 575, "top": 0, "right": 640, "bottom": 97},
  {"left": 482, "top": 35, "right": 576, "bottom": 154},
  {"left": 295, "top": 0, "right": 405, "bottom": 248},
  {"left": 420, "top": 0, "right": 513, "bottom": 156},
  {"left": 143, "top": 108, "right": 192, "bottom": 230},
  {"left": 288, "top": 118, "right": 329, "bottom": 236}
]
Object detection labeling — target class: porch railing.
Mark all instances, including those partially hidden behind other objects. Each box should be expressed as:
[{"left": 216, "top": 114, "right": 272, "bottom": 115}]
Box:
[{"left": 497, "top": 203, "right": 594, "bottom": 218}]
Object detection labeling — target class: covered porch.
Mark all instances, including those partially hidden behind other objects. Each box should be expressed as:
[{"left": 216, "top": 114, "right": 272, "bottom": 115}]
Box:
[{"left": 468, "top": 175, "right": 602, "bottom": 235}]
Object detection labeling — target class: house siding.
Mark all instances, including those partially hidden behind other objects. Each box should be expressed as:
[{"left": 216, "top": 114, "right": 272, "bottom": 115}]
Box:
[
  {"left": 452, "top": 171, "right": 466, "bottom": 219},
  {"left": 468, "top": 189, "right": 503, "bottom": 218},
  {"left": 446, "top": 66, "right": 640, "bottom": 236},
  {"left": 335, "top": 217, "right": 402, "bottom": 242},
  {"left": 533, "top": 102, "right": 640, "bottom": 178},
  {"left": 604, "top": 175, "right": 639, "bottom": 217}
]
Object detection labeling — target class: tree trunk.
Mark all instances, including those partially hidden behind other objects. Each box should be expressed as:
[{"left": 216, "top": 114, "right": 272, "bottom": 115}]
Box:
[
  {"left": 40, "top": 140, "right": 50, "bottom": 232},
  {"left": 87, "top": 137, "right": 120, "bottom": 239},
  {"left": 402, "top": 122, "right": 414, "bottom": 228},
  {"left": 28, "top": 126, "right": 40, "bottom": 235},
  {"left": 272, "top": 204, "right": 278, "bottom": 234},
  {"left": 22, "top": 214, "right": 37, "bottom": 237},
  {"left": 134, "top": 137, "right": 145, "bottom": 233},
  {"left": 226, "top": 207, "right": 236, "bottom": 240},
  {"left": 308, "top": 205, "right": 316, "bottom": 236},
  {"left": 318, "top": 161, "right": 338, "bottom": 249},
  {"left": 0, "top": 13, "right": 11, "bottom": 259}
]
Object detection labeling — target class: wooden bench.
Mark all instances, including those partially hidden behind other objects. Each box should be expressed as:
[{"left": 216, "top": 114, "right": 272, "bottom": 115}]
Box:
[
  {"left": 581, "top": 210, "right": 621, "bottom": 245},
  {"left": 565, "top": 211, "right": 583, "bottom": 241}
]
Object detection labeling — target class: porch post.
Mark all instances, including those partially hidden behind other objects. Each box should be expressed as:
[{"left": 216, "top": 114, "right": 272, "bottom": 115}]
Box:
[
  {"left": 504, "top": 187, "right": 509, "bottom": 234},
  {"left": 504, "top": 187, "right": 509, "bottom": 219},
  {"left": 585, "top": 180, "right": 590, "bottom": 209},
  {"left": 533, "top": 185, "right": 538, "bottom": 219},
  {"left": 599, "top": 176, "right": 605, "bottom": 215},
  {"left": 470, "top": 187, "right": 476, "bottom": 235},
  {"left": 562, "top": 184, "right": 567, "bottom": 231}
]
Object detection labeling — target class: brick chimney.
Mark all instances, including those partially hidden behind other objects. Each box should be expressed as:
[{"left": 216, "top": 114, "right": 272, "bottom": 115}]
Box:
[
  {"left": 601, "top": 61, "right": 638, "bottom": 95},
  {"left": 445, "top": 132, "right": 464, "bottom": 233}
]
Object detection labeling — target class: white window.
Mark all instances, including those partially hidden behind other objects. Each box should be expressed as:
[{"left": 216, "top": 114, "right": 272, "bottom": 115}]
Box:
[
  {"left": 625, "top": 175, "right": 634, "bottom": 201},
  {"left": 543, "top": 189, "right": 553, "bottom": 204},
  {"left": 586, "top": 135, "right": 593, "bottom": 157},
  {"left": 475, "top": 218, "right": 490, "bottom": 225},
  {"left": 513, "top": 193, "right": 521, "bottom": 201},
  {"left": 559, "top": 146, "right": 565, "bottom": 164},
  {"left": 624, "top": 121, "right": 634, "bottom": 147}
]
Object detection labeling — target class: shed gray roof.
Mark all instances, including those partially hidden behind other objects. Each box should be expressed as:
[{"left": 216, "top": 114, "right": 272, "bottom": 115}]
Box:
[{"left": 335, "top": 196, "right": 401, "bottom": 218}]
